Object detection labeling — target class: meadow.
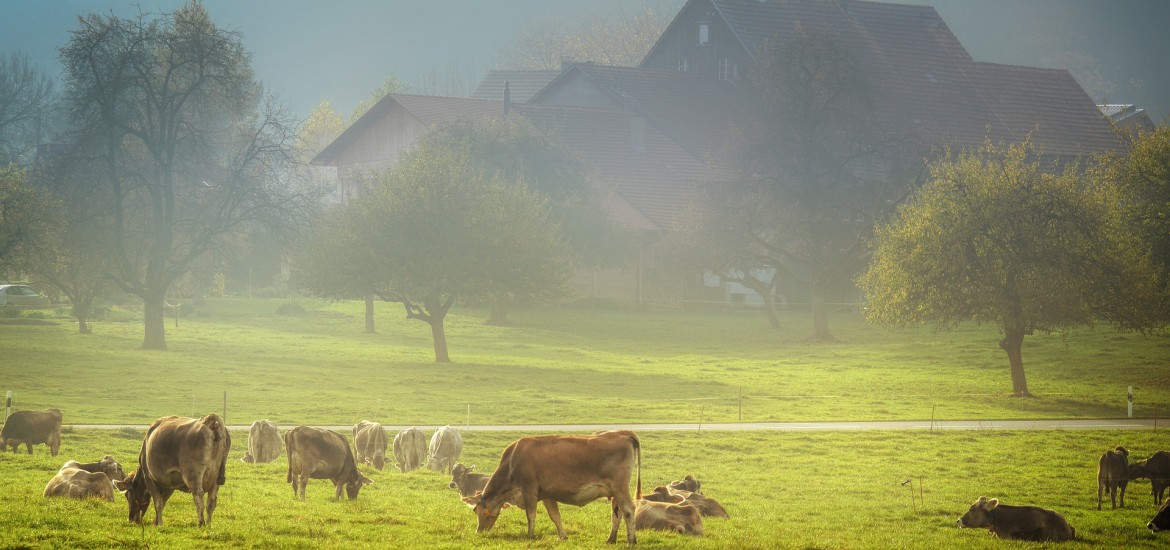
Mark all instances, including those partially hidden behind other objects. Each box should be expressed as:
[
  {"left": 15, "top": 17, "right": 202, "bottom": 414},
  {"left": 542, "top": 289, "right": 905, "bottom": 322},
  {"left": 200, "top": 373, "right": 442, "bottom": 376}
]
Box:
[{"left": 1, "top": 298, "right": 1169, "bottom": 548}]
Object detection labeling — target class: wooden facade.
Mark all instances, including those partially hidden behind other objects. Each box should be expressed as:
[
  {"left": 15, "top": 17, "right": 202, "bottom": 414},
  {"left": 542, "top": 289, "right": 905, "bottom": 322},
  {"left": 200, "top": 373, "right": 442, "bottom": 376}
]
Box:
[{"left": 641, "top": 0, "right": 750, "bottom": 84}]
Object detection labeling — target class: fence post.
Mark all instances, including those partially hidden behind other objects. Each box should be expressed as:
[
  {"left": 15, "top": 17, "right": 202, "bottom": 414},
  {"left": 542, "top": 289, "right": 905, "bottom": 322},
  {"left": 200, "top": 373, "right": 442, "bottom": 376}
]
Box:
[
  {"left": 1128, "top": 386, "right": 1133, "bottom": 419},
  {"left": 5, "top": 391, "right": 11, "bottom": 419},
  {"left": 223, "top": 391, "right": 227, "bottom": 425},
  {"left": 466, "top": 403, "right": 471, "bottom": 430},
  {"left": 738, "top": 389, "right": 743, "bottom": 422}
]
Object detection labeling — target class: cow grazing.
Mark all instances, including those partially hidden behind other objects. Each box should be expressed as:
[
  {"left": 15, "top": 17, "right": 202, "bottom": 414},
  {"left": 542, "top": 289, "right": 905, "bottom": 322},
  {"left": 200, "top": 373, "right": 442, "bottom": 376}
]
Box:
[
  {"left": 957, "top": 497, "right": 1075, "bottom": 542},
  {"left": 463, "top": 430, "right": 642, "bottom": 544},
  {"left": 668, "top": 474, "right": 701, "bottom": 494},
  {"left": 393, "top": 427, "right": 427, "bottom": 473},
  {"left": 284, "top": 425, "right": 372, "bottom": 500},
  {"left": 1150, "top": 500, "right": 1170, "bottom": 532},
  {"left": 2, "top": 408, "right": 62, "bottom": 456},
  {"left": 44, "top": 467, "right": 116, "bottom": 501},
  {"left": 449, "top": 463, "right": 490, "bottom": 497},
  {"left": 114, "top": 414, "right": 231, "bottom": 527},
  {"left": 1098, "top": 446, "right": 1130, "bottom": 510},
  {"left": 427, "top": 425, "right": 463, "bottom": 474},
  {"left": 643, "top": 486, "right": 729, "bottom": 519},
  {"left": 241, "top": 419, "right": 281, "bottom": 464},
  {"left": 635, "top": 499, "right": 703, "bottom": 536},
  {"left": 62, "top": 455, "right": 125, "bottom": 482},
  {"left": 353, "top": 420, "right": 388, "bottom": 471},
  {"left": 1130, "top": 451, "right": 1170, "bottom": 505}
]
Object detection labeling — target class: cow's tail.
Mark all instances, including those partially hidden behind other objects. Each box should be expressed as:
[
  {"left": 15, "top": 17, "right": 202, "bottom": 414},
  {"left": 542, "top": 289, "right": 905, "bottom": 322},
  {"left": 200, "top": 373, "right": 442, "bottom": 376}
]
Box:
[
  {"left": 284, "top": 429, "right": 295, "bottom": 484},
  {"left": 631, "top": 433, "right": 642, "bottom": 501}
]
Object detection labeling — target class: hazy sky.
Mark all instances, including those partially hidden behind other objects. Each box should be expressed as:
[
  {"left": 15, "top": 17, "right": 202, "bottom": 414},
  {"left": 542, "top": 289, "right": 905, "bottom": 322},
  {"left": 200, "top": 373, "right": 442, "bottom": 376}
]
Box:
[{"left": 1, "top": 0, "right": 1167, "bottom": 122}]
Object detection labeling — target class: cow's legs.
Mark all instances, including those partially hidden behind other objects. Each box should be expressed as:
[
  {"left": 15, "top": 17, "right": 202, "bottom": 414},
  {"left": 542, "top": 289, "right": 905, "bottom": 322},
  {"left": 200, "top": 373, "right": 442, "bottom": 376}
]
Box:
[
  {"left": 612, "top": 495, "right": 637, "bottom": 545},
  {"left": 207, "top": 485, "right": 219, "bottom": 527},
  {"left": 333, "top": 480, "right": 344, "bottom": 501},
  {"left": 1120, "top": 483, "right": 1127, "bottom": 508},
  {"left": 24, "top": 441, "right": 32, "bottom": 454},
  {"left": 543, "top": 500, "right": 567, "bottom": 540},
  {"left": 523, "top": 493, "right": 539, "bottom": 538},
  {"left": 1098, "top": 484, "right": 1104, "bottom": 510},
  {"left": 48, "top": 433, "right": 59, "bottom": 457},
  {"left": 192, "top": 486, "right": 206, "bottom": 526},
  {"left": 298, "top": 476, "right": 309, "bottom": 501},
  {"left": 153, "top": 488, "right": 174, "bottom": 526}
]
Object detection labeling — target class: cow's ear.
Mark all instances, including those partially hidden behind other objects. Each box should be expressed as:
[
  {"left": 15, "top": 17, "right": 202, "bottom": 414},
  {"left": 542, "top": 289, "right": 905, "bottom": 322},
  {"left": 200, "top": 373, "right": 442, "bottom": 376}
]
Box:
[
  {"left": 984, "top": 499, "right": 999, "bottom": 510},
  {"left": 500, "top": 503, "right": 511, "bottom": 510},
  {"left": 461, "top": 495, "right": 480, "bottom": 508},
  {"left": 361, "top": 475, "right": 374, "bottom": 485},
  {"left": 469, "top": 464, "right": 475, "bottom": 472}
]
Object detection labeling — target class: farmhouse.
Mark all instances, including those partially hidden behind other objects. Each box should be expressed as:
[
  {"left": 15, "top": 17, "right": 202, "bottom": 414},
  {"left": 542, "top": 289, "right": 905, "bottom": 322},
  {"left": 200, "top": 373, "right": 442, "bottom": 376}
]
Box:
[{"left": 313, "top": 0, "right": 1125, "bottom": 306}]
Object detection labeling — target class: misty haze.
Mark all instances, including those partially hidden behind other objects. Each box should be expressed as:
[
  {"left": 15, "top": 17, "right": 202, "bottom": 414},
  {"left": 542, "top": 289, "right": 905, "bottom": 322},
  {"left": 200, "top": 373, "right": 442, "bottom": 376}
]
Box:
[{"left": 1, "top": 0, "right": 1168, "bottom": 548}]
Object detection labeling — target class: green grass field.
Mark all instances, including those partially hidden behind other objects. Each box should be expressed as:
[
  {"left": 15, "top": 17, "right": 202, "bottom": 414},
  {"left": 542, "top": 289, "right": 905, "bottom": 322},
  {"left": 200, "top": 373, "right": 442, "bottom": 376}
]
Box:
[{"left": 2, "top": 298, "right": 1169, "bottom": 548}]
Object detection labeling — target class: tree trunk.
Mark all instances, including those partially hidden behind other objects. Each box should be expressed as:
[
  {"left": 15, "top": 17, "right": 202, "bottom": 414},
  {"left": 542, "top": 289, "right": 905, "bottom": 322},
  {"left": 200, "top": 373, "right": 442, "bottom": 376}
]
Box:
[
  {"left": 74, "top": 300, "right": 92, "bottom": 335},
  {"left": 999, "top": 326, "right": 1031, "bottom": 397},
  {"left": 808, "top": 289, "right": 836, "bottom": 342},
  {"left": 364, "top": 294, "right": 376, "bottom": 334},
  {"left": 485, "top": 297, "right": 511, "bottom": 326},
  {"left": 740, "top": 277, "right": 780, "bottom": 329},
  {"left": 142, "top": 291, "right": 167, "bottom": 350},
  {"left": 430, "top": 318, "right": 450, "bottom": 363}
]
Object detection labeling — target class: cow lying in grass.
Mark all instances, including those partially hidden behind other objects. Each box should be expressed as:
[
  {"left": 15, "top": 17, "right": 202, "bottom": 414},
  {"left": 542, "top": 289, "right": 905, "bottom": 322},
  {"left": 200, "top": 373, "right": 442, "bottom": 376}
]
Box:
[{"left": 957, "top": 496, "right": 1075, "bottom": 542}]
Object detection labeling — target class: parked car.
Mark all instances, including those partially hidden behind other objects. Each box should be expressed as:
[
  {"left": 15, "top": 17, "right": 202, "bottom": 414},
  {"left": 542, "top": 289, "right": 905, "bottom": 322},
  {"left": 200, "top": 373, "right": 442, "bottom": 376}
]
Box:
[{"left": 0, "top": 284, "right": 51, "bottom": 307}]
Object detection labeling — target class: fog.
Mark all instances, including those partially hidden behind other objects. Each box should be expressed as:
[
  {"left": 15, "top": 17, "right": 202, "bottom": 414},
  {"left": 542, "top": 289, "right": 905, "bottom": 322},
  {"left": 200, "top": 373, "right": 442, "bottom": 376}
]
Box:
[{"left": 2, "top": 0, "right": 1165, "bottom": 121}]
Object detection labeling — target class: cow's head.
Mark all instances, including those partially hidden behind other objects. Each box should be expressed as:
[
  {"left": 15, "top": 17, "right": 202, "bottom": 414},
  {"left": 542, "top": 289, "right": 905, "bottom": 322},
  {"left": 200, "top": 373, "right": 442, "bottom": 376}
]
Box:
[
  {"left": 372, "top": 451, "right": 386, "bottom": 471},
  {"left": 1131, "top": 460, "right": 1150, "bottom": 480},
  {"left": 670, "top": 474, "right": 702, "bottom": 494},
  {"left": 114, "top": 469, "right": 151, "bottom": 523},
  {"left": 345, "top": 472, "right": 374, "bottom": 500},
  {"left": 463, "top": 492, "right": 506, "bottom": 533},
  {"left": 1150, "top": 501, "right": 1170, "bottom": 532},
  {"left": 99, "top": 455, "right": 125, "bottom": 482},
  {"left": 449, "top": 463, "right": 473, "bottom": 489},
  {"left": 957, "top": 497, "right": 996, "bottom": 529},
  {"left": 643, "top": 486, "right": 686, "bottom": 504}
]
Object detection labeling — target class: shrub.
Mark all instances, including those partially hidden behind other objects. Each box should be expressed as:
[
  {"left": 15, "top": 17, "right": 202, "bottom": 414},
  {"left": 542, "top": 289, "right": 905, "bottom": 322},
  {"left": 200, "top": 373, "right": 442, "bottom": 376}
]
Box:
[{"left": 276, "top": 302, "right": 306, "bottom": 316}]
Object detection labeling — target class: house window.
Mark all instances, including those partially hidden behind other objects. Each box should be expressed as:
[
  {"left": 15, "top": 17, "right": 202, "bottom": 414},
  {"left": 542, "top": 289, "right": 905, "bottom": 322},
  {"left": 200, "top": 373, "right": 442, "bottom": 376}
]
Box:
[
  {"left": 718, "top": 58, "right": 737, "bottom": 81},
  {"left": 698, "top": 23, "right": 709, "bottom": 45},
  {"left": 678, "top": 58, "right": 689, "bottom": 72}
]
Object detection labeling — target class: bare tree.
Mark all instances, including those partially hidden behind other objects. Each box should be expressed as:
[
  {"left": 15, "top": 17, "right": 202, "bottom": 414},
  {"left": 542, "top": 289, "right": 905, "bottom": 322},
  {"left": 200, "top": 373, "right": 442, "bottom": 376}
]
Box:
[{"left": 0, "top": 52, "right": 55, "bottom": 165}]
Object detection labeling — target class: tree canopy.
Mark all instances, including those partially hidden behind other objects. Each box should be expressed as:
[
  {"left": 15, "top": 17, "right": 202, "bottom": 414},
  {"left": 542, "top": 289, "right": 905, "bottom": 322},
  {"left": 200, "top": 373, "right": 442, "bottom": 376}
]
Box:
[
  {"left": 858, "top": 140, "right": 1156, "bottom": 396},
  {"left": 500, "top": 7, "right": 670, "bottom": 69},
  {"left": 0, "top": 52, "right": 55, "bottom": 166}
]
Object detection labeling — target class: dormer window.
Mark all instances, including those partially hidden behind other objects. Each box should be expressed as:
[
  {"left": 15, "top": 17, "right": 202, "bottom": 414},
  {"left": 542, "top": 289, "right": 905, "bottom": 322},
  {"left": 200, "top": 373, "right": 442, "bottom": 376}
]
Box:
[{"left": 698, "top": 23, "right": 709, "bottom": 45}]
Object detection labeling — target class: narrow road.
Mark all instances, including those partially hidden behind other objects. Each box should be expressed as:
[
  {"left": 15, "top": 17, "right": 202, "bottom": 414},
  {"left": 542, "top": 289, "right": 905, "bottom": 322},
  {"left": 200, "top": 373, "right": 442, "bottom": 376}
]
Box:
[{"left": 73, "top": 418, "right": 1161, "bottom": 432}]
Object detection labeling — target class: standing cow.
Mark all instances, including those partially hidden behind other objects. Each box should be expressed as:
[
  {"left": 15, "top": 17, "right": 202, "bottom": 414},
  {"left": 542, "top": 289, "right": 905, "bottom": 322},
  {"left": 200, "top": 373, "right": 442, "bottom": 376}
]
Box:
[
  {"left": 241, "top": 419, "right": 282, "bottom": 463},
  {"left": 1098, "top": 446, "right": 1131, "bottom": 510},
  {"left": 463, "top": 430, "right": 642, "bottom": 544},
  {"left": 427, "top": 425, "right": 463, "bottom": 474},
  {"left": 284, "top": 425, "right": 372, "bottom": 500},
  {"left": 393, "top": 427, "right": 427, "bottom": 473},
  {"left": 353, "top": 420, "right": 388, "bottom": 471},
  {"left": 1131, "top": 451, "right": 1170, "bottom": 505},
  {"left": 114, "top": 414, "right": 231, "bottom": 527},
  {"left": 957, "top": 496, "right": 1075, "bottom": 542},
  {"left": 2, "top": 408, "right": 62, "bottom": 456}
]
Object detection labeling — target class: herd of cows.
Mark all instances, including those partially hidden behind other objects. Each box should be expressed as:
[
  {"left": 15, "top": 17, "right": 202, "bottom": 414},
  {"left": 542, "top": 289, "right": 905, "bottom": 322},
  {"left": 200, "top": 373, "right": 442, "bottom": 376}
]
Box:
[
  {"left": 1, "top": 409, "right": 729, "bottom": 543},
  {"left": 4, "top": 408, "right": 1170, "bottom": 544}
]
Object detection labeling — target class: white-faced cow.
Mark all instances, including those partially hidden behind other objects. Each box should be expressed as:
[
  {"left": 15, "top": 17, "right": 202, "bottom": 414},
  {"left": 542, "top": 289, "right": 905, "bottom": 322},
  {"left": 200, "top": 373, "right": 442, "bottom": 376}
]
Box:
[
  {"left": 1131, "top": 451, "right": 1170, "bottom": 505},
  {"left": 957, "top": 497, "right": 1075, "bottom": 542},
  {"left": 62, "top": 455, "right": 125, "bottom": 482},
  {"left": 634, "top": 498, "right": 703, "bottom": 536},
  {"left": 114, "top": 414, "right": 231, "bottom": 527},
  {"left": 1150, "top": 500, "right": 1170, "bottom": 532},
  {"left": 284, "top": 425, "right": 372, "bottom": 500},
  {"left": 2, "top": 408, "right": 62, "bottom": 456},
  {"left": 427, "top": 425, "right": 463, "bottom": 474},
  {"left": 1098, "top": 446, "right": 1130, "bottom": 510},
  {"left": 463, "top": 430, "right": 642, "bottom": 544},
  {"left": 643, "top": 486, "right": 729, "bottom": 519},
  {"left": 353, "top": 420, "right": 388, "bottom": 471},
  {"left": 393, "top": 427, "right": 427, "bottom": 473},
  {"left": 449, "top": 463, "right": 490, "bottom": 497},
  {"left": 241, "top": 419, "right": 281, "bottom": 464},
  {"left": 44, "top": 467, "right": 116, "bottom": 501}
]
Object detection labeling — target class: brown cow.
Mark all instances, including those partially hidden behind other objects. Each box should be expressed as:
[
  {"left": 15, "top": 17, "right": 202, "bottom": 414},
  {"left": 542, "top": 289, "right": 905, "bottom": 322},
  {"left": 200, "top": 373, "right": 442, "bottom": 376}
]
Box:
[
  {"left": 2, "top": 408, "right": 62, "bottom": 456},
  {"left": 1130, "top": 450, "right": 1170, "bottom": 505},
  {"left": 634, "top": 498, "right": 703, "bottom": 536},
  {"left": 44, "top": 467, "right": 116, "bottom": 501},
  {"left": 241, "top": 419, "right": 281, "bottom": 464},
  {"left": 463, "top": 430, "right": 642, "bottom": 544},
  {"left": 114, "top": 414, "right": 231, "bottom": 527},
  {"left": 284, "top": 425, "right": 372, "bottom": 500},
  {"left": 449, "top": 463, "right": 490, "bottom": 497},
  {"left": 353, "top": 420, "right": 388, "bottom": 471},
  {"left": 957, "top": 496, "right": 1075, "bottom": 542},
  {"left": 427, "top": 425, "right": 463, "bottom": 474},
  {"left": 1098, "top": 446, "right": 1130, "bottom": 510},
  {"left": 643, "top": 486, "right": 729, "bottom": 519},
  {"left": 1150, "top": 500, "right": 1170, "bottom": 532},
  {"left": 668, "top": 474, "right": 701, "bottom": 494},
  {"left": 62, "top": 455, "right": 125, "bottom": 482},
  {"left": 393, "top": 427, "right": 426, "bottom": 473}
]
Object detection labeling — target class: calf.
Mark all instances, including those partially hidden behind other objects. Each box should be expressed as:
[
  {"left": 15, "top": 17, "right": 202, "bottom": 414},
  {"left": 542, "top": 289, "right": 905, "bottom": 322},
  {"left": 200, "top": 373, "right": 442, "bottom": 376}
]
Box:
[
  {"left": 1150, "top": 500, "right": 1170, "bottom": 532},
  {"left": 644, "top": 486, "right": 729, "bottom": 519},
  {"left": 242, "top": 419, "right": 281, "bottom": 463},
  {"left": 449, "top": 463, "right": 490, "bottom": 498},
  {"left": 2, "top": 408, "right": 62, "bottom": 456},
  {"left": 1098, "top": 446, "right": 1130, "bottom": 510},
  {"left": 1130, "top": 451, "right": 1170, "bottom": 505},
  {"left": 668, "top": 474, "right": 701, "bottom": 494},
  {"left": 284, "top": 425, "right": 372, "bottom": 500},
  {"left": 44, "top": 467, "right": 116, "bottom": 502},
  {"left": 957, "top": 496, "right": 1075, "bottom": 542},
  {"left": 427, "top": 425, "right": 463, "bottom": 474},
  {"left": 353, "top": 420, "right": 388, "bottom": 471},
  {"left": 393, "top": 427, "right": 426, "bottom": 473},
  {"left": 62, "top": 455, "right": 125, "bottom": 482},
  {"left": 635, "top": 499, "right": 703, "bottom": 536}
]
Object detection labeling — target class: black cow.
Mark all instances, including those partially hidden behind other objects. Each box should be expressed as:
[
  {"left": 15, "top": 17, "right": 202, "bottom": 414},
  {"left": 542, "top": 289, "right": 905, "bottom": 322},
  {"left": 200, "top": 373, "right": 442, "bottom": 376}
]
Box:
[
  {"left": 1131, "top": 451, "right": 1170, "bottom": 505},
  {"left": 1149, "top": 500, "right": 1170, "bottom": 532},
  {"left": 1098, "top": 446, "right": 1130, "bottom": 510}
]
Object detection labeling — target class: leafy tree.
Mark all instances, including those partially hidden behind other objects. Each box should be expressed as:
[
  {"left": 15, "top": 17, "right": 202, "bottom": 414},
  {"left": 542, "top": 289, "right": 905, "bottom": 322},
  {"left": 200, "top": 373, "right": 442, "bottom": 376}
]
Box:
[
  {"left": 300, "top": 138, "right": 569, "bottom": 362},
  {"left": 0, "top": 166, "right": 54, "bottom": 274},
  {"left": 501, "top": 7, "right": 670, "bottom": 69},
  {"left": 0, "top": 52, "right": 55, "bottom": 165},
  {"left": 349, "top": 73, "right": 410, "bottom": 123},
  {"left": 60, "top": 1, "right": 306, "bottom": 349},
  {"left": 858, "top": 140, "right": 1156, "bottom": 396}
]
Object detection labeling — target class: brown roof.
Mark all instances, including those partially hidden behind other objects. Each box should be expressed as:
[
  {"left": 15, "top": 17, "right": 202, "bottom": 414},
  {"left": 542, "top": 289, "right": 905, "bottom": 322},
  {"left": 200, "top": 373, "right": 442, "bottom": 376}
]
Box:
[{"left": 471, "top": 70, "right": 561, "bottom": 103}]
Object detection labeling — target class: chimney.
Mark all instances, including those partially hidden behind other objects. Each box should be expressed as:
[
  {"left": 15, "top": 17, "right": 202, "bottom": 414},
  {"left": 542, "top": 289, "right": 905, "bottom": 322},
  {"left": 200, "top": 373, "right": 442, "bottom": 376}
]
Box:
[
  {"left": 561, "top": 56, "right": 575, "bottom": 72},
  {"left": 502, "top": 80, "right": 511, "bottom": 118}
]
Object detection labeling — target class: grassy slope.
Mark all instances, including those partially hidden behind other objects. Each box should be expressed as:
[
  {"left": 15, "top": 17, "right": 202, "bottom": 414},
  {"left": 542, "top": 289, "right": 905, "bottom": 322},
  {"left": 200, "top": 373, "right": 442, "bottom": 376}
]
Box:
[{"left": 0, "top": 298, "right": 1167, "bottom": 425}]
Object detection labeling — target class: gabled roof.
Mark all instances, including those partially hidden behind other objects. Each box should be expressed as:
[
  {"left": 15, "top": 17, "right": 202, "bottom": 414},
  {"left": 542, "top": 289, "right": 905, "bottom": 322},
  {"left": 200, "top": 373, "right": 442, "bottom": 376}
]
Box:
[
  {"left": 470, "top": 70, "right": 561, "bottom": 103},
  {"left": 312, "top": 94, "right": 502, "bottom": 166},
  {"left": 1098, "top": 104, "right": 1156, "bottom": 134}
]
